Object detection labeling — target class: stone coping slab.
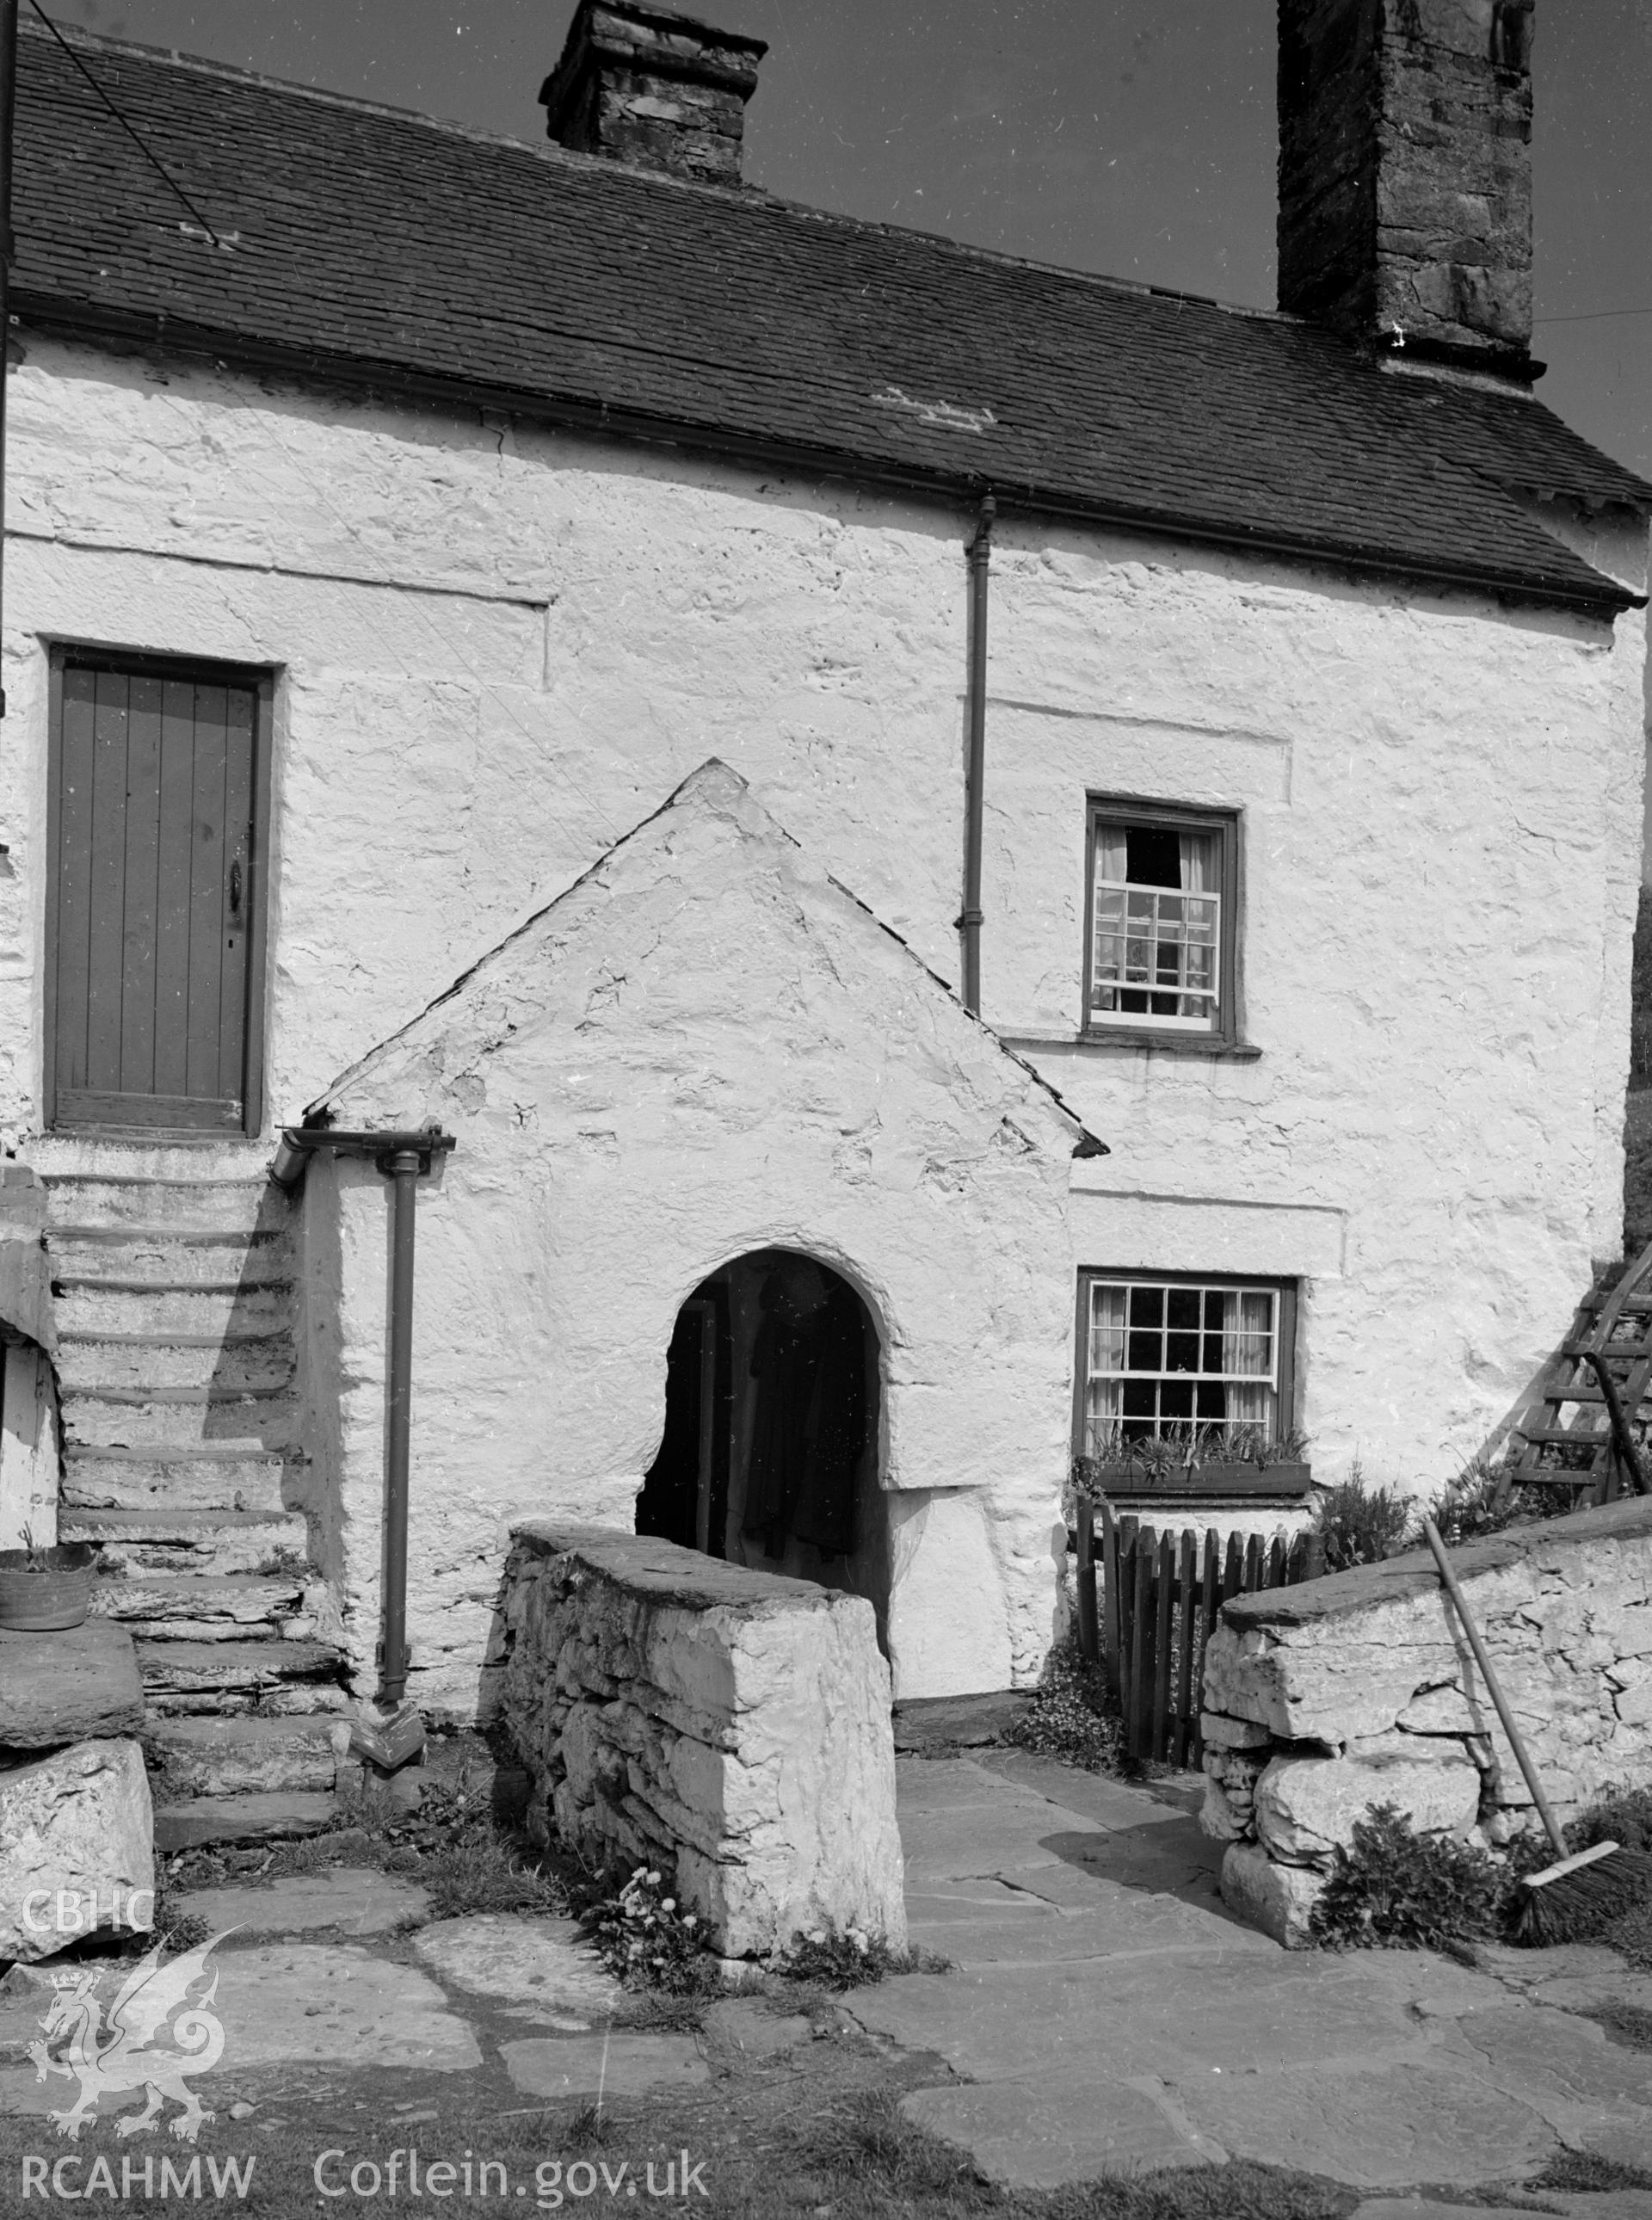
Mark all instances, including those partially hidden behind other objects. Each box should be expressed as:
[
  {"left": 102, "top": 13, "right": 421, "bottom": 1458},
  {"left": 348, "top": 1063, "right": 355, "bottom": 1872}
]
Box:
[
  {"left": 1223, "top": 1493, "right": 1652, "bottom": 1631},
  {"left": 508, "top": 1520, "right": 839, "bottom": 1615},
  {"left": 0, "top": 1620, "right": 144, "bottom": 1748}
]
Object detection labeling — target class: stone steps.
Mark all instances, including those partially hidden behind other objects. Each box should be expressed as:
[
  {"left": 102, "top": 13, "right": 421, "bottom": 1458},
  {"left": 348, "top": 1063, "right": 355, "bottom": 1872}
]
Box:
[
  {"left": 136, "top": 1636, "right": 346, "bottom": 1718},
  {"left": 62, "top": 1445, "right": 298, "bottom": 1514},
  {"left": 152, "top": 1790, "right": 339, "bottom": 1853},
  {"left": 37, "top": 1144, "right": 348, "bottom": 1823},
  {"left": 46, "top": 1227, "right": 293, "bottom": 1284},
  {"left": 52, "top": 1279, "right": 293, "bottom": 1339},
  {"left": 60, "top": 1384, "right": 302, "bottom": 1450},
  {"left": 54, "top": 1328, "right": 297, "bottom": 1394},
  {"left": 60, "top": 1505, "right": 310, "bottom": 1577},
  {"left": 89, "top": 1569, "right": 309, "bottom": 1637},
  {"left": 145, "top": 1714, "right": 340, "bottom": 1798}
]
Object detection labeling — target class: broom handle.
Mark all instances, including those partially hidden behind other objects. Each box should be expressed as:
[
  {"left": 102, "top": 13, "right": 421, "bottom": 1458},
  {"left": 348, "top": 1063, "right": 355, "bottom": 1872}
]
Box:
[{"left": 1420, "top": 1515, "right": 1567, "bottom": 1860}]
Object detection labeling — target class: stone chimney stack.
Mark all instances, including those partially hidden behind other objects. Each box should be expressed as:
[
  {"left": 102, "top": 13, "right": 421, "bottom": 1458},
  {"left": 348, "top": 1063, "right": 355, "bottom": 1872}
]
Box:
[
  {"left": 539, "top": 0, "right": 767, "bottom": 187},
  {"left": 1277, "top": 0, "right": 1536, "bottom": 378}
]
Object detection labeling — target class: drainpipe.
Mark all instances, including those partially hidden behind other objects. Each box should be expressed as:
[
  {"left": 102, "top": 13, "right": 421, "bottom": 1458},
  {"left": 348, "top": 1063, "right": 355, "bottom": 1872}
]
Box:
[
  {"left": 380, "top": 1146, "right": 421, "bottom": 1708},
  {"left": 959, "top": 494, "right": 996, "bottom": 1016},
  {"left": 271, "top": 1125, "right": 455, "bottom": 1716}
]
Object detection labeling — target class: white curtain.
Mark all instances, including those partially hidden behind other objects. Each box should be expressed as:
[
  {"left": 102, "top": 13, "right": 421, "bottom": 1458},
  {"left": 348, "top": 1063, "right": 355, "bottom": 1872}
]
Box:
[
  {"left": 1179, "top": 830, "right": 1216, "bottom": 894},
  {"left": 1085, "top": 1283, "right": 1127, "bottom": 1450},
  {"left": 1217, "top": 1288, "right": 1273, "bottom": 1431}
]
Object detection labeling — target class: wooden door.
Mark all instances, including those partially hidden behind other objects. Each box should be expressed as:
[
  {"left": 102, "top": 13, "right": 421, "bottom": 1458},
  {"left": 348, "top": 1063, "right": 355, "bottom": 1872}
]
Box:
[{"left": 48, "top": 654, "right": 268, "bottom": 1134}]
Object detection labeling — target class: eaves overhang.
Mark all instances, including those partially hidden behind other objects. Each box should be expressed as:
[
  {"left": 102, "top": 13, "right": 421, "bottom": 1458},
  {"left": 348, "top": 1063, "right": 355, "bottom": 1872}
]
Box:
[{"left": 17, "top": 290, "right": 1643, "bottom": 626}]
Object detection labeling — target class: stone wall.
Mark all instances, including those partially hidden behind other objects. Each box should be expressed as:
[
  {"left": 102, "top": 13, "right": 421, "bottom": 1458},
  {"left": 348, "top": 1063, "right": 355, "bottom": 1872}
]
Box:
[
  {"left": 1199, "top": 1496, "right": 1652, "bottom": 1946},
  {"left": 497, "top": 1521, "right": 907, "bottom": 1961}
]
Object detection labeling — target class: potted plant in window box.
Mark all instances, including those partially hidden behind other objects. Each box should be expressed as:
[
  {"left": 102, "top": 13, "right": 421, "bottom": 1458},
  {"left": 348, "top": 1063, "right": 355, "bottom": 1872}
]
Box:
[
  {"left": 1076, "top": 1424, "right": 1313, "bottom": 1501},
  {"left": 0, "top": 1527, "right": 99, "bottom": 1631}
]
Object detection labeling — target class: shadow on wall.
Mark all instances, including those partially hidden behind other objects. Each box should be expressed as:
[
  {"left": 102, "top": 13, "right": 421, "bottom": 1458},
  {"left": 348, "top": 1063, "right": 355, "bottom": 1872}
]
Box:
[
  {"left": 635, "top": 1248, "right": 891, "bottom": 1654},
  {"left": 199, "top": 1175, "right": 318, "bottom": 1569}
]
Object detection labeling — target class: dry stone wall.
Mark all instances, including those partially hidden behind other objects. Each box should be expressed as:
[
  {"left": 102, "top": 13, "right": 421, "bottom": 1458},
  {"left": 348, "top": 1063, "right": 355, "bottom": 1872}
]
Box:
[
  {"left": 497, "top": 1521, "right": 908, "bottom": 1961},
  {"left": 1199, "top": 1496, "right": 1652, "bottom": 1946}
]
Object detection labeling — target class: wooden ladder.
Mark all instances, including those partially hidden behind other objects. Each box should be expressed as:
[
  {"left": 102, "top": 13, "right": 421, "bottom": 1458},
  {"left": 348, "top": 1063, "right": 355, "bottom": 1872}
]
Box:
[{"left": 1507, "top": 1235, "right": 1652, "bottom": 1506}]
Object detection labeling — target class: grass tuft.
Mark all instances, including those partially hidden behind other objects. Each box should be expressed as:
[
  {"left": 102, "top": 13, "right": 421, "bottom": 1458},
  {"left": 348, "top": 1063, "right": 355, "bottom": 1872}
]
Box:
[
  {"left": 1576, "top": 1997, "right": 1652, "bottom": 2051},
  {"left": 1527, "top": 2144, "right": 1652, "bottom": 2192},
  {"left": 1039, "top": 2158, "right": 1359, "bottom": 2219},
  {"left": 794, "top": 2088, "right": 983, "bottom": 2202}
]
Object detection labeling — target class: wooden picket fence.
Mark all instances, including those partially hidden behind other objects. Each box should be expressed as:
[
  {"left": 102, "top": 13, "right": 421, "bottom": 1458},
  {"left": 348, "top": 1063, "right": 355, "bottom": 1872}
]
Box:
[{"left": 1073, "top": 1501, "right": 1324, "bottom": 1767}]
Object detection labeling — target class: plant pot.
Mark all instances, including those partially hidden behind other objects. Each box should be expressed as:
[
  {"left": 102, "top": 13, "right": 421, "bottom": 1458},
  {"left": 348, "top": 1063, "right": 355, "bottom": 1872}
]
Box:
[{"left": 0, "top": 1543, "right": 99, "bottom": 1631}]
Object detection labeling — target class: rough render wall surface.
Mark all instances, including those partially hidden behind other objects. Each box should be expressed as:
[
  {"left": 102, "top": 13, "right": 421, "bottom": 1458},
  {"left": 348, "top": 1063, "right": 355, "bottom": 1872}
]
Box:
[
  {"left": 985, "top": 517, "right": 1648, "bottom": 1489},
  {"left": 1198, "top": 1496, "right": 1652, "bottom": 1945},
  {"left": 498, "top": 1524, "right": 906, "bottom": 1958},
  {"left": 307, "top": 764, "right": 1080, "bottom": 1711},
  {"left": 0, "top": 341, "right": 1641, "bottom": 1670}
]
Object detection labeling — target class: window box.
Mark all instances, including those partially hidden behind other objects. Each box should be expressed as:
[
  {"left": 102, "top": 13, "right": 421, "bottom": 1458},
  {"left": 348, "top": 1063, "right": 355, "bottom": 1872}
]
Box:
[
  {"left": 1082, "top": 1458, "right": 1315, "bottom": 1502},
  {"left": 1073, "top": 1271, "right": 1305, "bottom": 1497},
  {"left": 1084, "top": 798, "right": 1240, "bottom": 1045}
]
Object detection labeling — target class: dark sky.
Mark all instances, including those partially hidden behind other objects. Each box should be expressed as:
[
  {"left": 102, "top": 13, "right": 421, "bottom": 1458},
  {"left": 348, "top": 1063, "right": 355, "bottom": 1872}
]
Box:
[{"left": 43, "top": 0, "right": 1652, "bottom": 477}]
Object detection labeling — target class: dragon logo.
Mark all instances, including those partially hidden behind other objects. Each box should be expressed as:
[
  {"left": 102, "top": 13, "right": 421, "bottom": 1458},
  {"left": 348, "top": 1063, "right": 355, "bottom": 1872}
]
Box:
[{"left": 28, "top": 1931, "right": 233, "bottom": 2143}]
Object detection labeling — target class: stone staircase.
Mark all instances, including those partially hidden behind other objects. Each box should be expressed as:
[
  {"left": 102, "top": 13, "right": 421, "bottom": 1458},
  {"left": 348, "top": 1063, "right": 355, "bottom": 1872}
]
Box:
[{"left": 38, "top": 1139, "right": 347, "bottom": 1849}]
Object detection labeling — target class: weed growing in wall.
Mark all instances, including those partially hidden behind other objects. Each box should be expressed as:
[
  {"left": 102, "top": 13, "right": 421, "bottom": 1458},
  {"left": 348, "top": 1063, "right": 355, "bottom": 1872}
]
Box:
[
  {"left": 1309, "top": 1804, "right": 1507, "bottom": 1953},
  {"left": 774, "top": 1925, "right": 911, "bottom": 1989},
  {"left": 1004, "top": 1634, "right": 1133, "bottom": 1775},
  {"left": 1308, "top": 1469, "right": 1413, "bottom": 1571},
  {"left": 577, "top": 1863, "right": 718, "bottom": 1993}
]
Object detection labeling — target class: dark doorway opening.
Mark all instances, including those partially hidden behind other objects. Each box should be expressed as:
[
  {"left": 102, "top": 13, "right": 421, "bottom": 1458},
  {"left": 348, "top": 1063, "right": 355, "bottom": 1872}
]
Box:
[
  {"left": 637, "top": 1250, "right": 887, "bottom": 1643},
  {"left": 635, "top": 1283, "right": 730, "bottom": 1554}
]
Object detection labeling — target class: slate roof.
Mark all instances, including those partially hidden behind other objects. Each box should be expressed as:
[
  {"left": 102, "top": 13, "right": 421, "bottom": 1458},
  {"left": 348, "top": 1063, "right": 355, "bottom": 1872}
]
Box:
[{"left": 13, "top": 21, "right": 1649, "bottom": 614}]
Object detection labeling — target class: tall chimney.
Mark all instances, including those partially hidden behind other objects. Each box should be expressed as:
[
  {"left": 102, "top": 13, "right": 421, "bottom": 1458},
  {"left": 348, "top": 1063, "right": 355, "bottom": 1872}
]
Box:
[
  {"left": 539, "top": 0, "right": 767, "bottom": 187},
  {"left": 1277, "top": 0, "right": 1535, "bottom": 377}
]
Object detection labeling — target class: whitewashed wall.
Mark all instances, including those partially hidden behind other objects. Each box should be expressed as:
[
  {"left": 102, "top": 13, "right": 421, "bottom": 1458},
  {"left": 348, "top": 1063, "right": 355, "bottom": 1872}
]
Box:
[
  {"left": 0, "top": 340, "right": 1643, "bottom": 1702},
  {"left": 303, "top": 766, "right": 1081, "bottom": 1712}
]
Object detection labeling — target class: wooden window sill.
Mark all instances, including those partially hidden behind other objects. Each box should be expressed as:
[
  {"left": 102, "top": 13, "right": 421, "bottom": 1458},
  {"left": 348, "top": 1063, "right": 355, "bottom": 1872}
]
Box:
[{"left": 1000, "top": 1028, "right": 1262, "bottom": 1062}]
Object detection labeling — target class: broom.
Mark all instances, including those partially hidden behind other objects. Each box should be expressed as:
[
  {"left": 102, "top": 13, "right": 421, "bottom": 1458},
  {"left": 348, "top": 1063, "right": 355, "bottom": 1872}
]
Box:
[{"left": 1420, "top": 1514, "right": 1652, "bottom": 1945}]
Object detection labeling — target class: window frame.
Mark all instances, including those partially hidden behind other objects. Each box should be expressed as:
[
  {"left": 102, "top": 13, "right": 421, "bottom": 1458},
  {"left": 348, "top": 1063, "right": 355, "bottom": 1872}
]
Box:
[
  {"left": 1082, "top": 795, "right": 1242, "bottom": 1048},
  {"left": 1070, "top": 1267, "right": 1299, "bottom": 1463}
]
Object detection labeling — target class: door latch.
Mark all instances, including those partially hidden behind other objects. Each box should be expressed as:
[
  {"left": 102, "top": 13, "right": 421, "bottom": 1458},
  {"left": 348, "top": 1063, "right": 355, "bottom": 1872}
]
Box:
[{"left": 229, "top": 860, "right": 243, "bottom": 916}]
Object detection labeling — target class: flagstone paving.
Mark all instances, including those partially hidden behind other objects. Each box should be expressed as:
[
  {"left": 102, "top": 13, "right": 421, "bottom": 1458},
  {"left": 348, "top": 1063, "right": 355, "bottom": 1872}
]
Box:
[
  {"left": 845, "top": 1753, "right": 1652, "bottom": 2192},
  {"left": 413, "top": 1913, "right": 626, "bottom": 2020},
  {"left": 2, "top": 1743, "right": 1650, "bottom": 2205},
  {"left": 170, "top": 1868, "right": 429, "bottom": 1937}
]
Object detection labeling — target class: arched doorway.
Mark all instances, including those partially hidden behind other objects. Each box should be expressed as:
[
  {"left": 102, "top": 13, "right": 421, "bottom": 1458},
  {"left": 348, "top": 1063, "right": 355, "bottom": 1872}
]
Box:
[{"left": 636, "top": 1249, "right": 887, "bottom": 1640}]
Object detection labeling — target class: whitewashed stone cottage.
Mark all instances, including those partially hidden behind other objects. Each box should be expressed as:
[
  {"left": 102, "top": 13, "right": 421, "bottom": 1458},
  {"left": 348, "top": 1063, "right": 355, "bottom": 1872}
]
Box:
[{"left": 0, "top": 1, "right": 1646, "bottom": 1803}]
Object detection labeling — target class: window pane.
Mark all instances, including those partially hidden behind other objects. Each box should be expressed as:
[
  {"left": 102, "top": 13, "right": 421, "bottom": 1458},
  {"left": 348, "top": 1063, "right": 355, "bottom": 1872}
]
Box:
[
  {"left": 1082, "top": 1278, "right": 1284, "bottom": 1447},
  {"left": 1089, "top": 813, "right": 1225, "bottom": 1030},
  {"left": 1166, "top": 1330, "right": 1199, "bottom": 1374},
  {"left": 1125, "top": 824, "right": 1180, "bottom": 887}
]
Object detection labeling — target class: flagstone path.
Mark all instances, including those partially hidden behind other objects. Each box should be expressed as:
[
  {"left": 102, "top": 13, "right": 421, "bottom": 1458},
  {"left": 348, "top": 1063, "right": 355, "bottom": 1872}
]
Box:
[{"left": 0, "top": 1743, "right": 1648, "bottom": 2214}]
